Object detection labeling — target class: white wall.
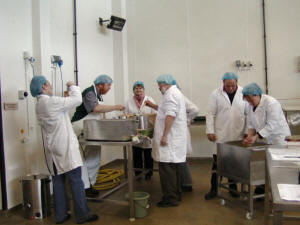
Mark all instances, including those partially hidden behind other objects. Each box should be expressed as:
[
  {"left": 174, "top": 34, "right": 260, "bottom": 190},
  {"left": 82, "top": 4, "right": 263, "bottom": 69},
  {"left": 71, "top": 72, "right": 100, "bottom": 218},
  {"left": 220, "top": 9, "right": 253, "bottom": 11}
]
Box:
[
  {"left": 0, "top": 0, "right": 43, "bottom": 209},
  {"left": 125, "top": 0, "right": 300, "bottom": 157},
  {"left": 0, "top": 0, "right": 125, "bottom": 209},
  {"left": 267, "top": 0, "right": 300, "bottom": 101}
]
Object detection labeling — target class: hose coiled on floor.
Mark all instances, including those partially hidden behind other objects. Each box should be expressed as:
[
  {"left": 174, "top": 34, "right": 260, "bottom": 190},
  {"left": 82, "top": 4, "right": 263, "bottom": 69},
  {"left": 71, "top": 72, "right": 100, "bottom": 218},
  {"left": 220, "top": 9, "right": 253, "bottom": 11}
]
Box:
[{"left": 93, "top": 169, "right": 124, "bottom": 190}]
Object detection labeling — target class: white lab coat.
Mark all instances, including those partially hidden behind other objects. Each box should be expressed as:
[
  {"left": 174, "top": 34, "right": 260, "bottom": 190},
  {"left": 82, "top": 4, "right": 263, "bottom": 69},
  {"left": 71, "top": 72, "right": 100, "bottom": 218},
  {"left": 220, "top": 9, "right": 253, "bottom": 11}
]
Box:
[
  {"left": 125, "top": 95, "right": 157, "bottom": 149},
  {"left": 184, "top": 96, "right": 199, "bottom": 155},
  {"left": 247, "top": 94, "right": 291, "bottom": 145},
  {"left": 36, "top": 85, "right": 82, "bottom": 175},
  {"left": 206, "top": 86, "right": 247, "bottom": 154},
  {"left": 125, "top": 95, "right": 157, "bottom": 115},
  {"left": 152, "top": 85, "right": 187, "bottom": 163}
]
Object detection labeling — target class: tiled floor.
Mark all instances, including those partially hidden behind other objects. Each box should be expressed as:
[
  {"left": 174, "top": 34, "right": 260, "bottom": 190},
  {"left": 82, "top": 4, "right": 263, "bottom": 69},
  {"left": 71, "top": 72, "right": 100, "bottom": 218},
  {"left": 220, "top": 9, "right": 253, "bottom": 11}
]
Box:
[{"left": 0, "top": 158, "right": 299, "bottom": 225}]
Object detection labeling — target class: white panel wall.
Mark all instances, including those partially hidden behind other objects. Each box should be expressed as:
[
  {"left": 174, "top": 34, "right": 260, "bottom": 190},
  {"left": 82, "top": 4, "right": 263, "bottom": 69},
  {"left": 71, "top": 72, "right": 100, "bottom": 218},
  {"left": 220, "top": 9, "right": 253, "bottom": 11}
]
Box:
[
  {"left": 126, "top": 0, "right": 265, "bottom": 114},
  {"left": 0, "top": 0, "right": 43, "bottom": 209},
  {"left": 267, "top": 0, "right": 300, "bottom": 101},
  {"left": 125, "top": 0, "right": 300, "bottom": 157},
  {"left": 0, "top": 0, "right": 124, "bottom": 209}
]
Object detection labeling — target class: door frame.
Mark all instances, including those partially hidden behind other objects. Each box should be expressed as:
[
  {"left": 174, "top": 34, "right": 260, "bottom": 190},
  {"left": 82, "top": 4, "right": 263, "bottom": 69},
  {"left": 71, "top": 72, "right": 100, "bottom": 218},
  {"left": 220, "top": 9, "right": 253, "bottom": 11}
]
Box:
[{"left": 0, "top": 72, "right": 7, "bottom": 210}]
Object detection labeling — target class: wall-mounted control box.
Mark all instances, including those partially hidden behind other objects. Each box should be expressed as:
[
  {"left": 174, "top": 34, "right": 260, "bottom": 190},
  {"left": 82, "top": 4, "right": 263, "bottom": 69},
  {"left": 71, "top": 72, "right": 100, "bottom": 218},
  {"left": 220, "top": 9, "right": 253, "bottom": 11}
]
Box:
[{"left": 18, "top": 90, "right": 28, "bottom": 100}]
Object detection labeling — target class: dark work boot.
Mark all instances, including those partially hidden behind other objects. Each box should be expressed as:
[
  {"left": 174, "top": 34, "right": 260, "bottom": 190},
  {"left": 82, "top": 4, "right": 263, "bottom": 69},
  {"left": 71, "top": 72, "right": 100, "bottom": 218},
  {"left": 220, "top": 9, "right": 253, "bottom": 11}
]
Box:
[
  {"left": 229, "top": 182, "right": 240, "bottom": 198},
  {"left": 205, "top": 173, "right": 217, "bottom": 200}
]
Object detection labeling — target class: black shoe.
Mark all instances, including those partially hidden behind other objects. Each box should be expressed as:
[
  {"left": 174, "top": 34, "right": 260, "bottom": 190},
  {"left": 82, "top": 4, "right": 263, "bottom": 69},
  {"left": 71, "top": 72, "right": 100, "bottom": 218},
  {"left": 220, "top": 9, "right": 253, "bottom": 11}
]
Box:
[
  {"left": 145, "top": 175, "right": 152, "bottom": 180},
  {"left": 77, "top": 214, "right": 98, "bottom": 224},
  {"left": 85, "top": 187, "right": 99, "bottom": 198},
  {"left": 205, "top": 190, "right": 217, "bottom": 200},
  {"left": 56, "top": 214, "right": 71, "bottom": 224},
  {"left": 229, "top": 183, "right": 240, "bottom": 198},
  {"left": 181, "top": 186, "right": 193, "bottom": 192},
  {"left": 156, "top": 200, "right": 178, "bottom": 208},
  {"left": 254, "top": 185, "right": 265, "bottom": 195},
  {"left": 229, "top": 190, "right": 240, "bottom": 198}
]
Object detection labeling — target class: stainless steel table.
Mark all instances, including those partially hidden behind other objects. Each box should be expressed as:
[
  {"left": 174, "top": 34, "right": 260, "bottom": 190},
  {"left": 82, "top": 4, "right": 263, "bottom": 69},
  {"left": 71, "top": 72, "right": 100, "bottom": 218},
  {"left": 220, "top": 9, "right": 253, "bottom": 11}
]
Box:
[
  {"left": 217, "top": 141, "right": 267, "bottom": 219},
  {"left": 264, "top": 147, "right": 300, "bottom": 225},
  {"left": 79, "top": 138, "right": 135, "bottom": 221}
]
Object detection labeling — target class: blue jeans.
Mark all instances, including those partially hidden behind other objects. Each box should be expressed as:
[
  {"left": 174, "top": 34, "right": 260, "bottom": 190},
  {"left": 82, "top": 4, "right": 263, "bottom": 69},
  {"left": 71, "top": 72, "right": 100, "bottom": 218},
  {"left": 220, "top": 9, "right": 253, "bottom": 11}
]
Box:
[{"left": 52, "top": 166, "right": 90, "bottom": 223}]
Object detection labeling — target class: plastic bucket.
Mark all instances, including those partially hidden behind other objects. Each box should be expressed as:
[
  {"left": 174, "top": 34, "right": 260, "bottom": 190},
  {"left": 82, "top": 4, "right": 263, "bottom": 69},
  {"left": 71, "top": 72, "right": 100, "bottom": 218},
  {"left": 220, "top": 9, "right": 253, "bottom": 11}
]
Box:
[{"left": 125, "top": 191, "right": 150, "bottom": 218}]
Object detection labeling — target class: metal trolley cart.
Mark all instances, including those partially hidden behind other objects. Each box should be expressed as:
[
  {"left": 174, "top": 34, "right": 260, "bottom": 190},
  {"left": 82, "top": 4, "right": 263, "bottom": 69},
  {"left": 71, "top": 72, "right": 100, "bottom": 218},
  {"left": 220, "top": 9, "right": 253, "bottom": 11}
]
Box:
[{"left": 217, "top": 141, "right": 267, "bottom": 219}]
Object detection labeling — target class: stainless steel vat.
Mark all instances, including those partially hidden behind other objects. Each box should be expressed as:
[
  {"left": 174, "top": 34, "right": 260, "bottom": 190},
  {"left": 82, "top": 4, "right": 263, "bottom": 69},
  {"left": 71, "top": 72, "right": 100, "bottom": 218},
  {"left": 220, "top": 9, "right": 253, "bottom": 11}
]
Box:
[
  {"left": 83, "top": 119, "right": 139, "bottom": 141},
  {"left": 137, "top": 115, "right": 150, "bottom": 130},
  {"left": 21, "top": 174, "right": 51, "bottom": 219},
  {"left": 217, "top": 141, "right": 267, "bottom": 219}
]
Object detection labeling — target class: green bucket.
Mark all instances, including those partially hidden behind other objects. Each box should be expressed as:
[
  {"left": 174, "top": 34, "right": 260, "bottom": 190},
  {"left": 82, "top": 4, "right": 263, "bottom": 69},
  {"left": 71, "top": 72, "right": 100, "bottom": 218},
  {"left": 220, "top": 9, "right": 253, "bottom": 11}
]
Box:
[{"left": 125, "top": 191, "right": 150, "bottom": 218}]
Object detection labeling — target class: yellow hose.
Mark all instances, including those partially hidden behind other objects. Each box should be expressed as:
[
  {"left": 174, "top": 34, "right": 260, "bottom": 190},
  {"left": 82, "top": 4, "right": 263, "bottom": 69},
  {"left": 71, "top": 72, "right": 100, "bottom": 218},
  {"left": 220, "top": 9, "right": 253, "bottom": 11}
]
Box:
[{"left": 93, "top": 169, "right": 124, "bottom": 190}]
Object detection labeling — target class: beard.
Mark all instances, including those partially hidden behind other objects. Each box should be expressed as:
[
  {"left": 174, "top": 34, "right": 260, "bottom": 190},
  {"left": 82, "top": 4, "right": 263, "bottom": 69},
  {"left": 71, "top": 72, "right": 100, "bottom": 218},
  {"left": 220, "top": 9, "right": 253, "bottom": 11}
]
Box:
[{"left": 160, "top": 87, "right": 166, "bottom": 95}]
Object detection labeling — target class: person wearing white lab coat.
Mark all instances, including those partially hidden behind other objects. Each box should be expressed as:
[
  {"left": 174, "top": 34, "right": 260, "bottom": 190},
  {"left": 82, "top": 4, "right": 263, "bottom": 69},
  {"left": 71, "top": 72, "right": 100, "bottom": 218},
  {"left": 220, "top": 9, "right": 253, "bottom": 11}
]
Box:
[
  {"left": 242, "top": 83, "right": 291, "bottom": 146},
  {"left": 125, "top": 81, "right": 157, "bottom": 180},
  {"left": 205, "top": 72, "right": 248, "bottom": 200},
  {"left": 30, "top": 75, "right": 98, "bottom": 224},
  {"left": 152, "top": 74, "right": 187, "bottom": 207},
  {"left": 71, "top": 74, "right": 125, "bottom": 197},
  {"left": 242, "top": 83, "right": 291, "bottom": 197},
  {"left": 146, "top": 88, "right": 199, "bottom": 191},
  {"left": 179, "top": 95, "right": 199, "bottom": 191}
]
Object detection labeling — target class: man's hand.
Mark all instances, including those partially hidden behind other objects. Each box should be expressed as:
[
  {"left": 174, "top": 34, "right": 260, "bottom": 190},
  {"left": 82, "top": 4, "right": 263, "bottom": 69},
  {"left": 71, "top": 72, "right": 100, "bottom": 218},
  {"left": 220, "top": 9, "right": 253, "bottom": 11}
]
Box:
[
  {"left": 145, "top": 100, "right": 158, "bottom": 110},
  {"left": 242, "top": 134, "right": 258, "bottom": 146},
  {"left": 207, "top": 133, "right": 216, "bottom": 142},
  {"left": 114, "top": 105, "right": 125, "bottom": 111},
  {"left": 160, "top": 135, "right": 168, "bottom": 146}
]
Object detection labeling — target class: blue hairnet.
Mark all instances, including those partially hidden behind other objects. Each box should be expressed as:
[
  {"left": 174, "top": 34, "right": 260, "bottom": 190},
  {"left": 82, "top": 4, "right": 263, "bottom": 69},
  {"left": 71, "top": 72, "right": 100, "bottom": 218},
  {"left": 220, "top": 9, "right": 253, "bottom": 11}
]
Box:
[
  {"left": 133, "top": 81, "right": 144, "bottom": 91},
  {"left": 242, "top": 83, "right": 263, "bottom": 96},
  {"left": 30, "top": 75, "right": 47, "bottom": 97},
  {"left": 156, "top": 74, "right": 176, "bottom": 85},
  {"left": 222, "top": 72, "right": 238, "bottom": 80},
  {"left": 94, "top": 74, "right": 113, "bottom": 85}
]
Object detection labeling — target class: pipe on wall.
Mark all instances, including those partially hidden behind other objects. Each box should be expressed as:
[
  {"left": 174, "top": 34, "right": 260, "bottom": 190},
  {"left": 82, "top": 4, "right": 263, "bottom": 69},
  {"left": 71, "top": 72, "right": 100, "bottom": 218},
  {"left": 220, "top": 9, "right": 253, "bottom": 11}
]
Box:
[
  {"left": 262, "top": 0, "right": 269, "bottom": 94},
  {"left": 73, "top": 0, "right": 79, "bottom": 85}
]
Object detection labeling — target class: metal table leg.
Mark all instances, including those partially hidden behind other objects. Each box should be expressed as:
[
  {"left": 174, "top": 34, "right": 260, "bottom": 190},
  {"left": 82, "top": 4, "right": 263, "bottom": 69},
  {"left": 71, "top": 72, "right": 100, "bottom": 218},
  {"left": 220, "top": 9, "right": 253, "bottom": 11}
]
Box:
[
  {"left": 123, "top": 146, "right": 128, "bottom": 178},
  {"left": 247, "top": 184, "right": 254, "bottom": 220},
  {"left": 127, "top": 144, "right": 135, "bottom": 221},
  {"left": 264, "top": 160, "right": 271, "bottom": 225},
  {"left": 273, "top": 211, "right": 283, "bottom": 225}
]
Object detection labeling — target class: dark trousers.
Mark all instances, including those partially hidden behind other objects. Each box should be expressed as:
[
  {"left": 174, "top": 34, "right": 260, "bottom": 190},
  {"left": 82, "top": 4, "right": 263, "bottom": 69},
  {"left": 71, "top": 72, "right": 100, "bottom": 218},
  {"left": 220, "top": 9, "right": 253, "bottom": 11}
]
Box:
[
  {"left": 209, "top": 154, "right": 236, "bottom": 192},
  {"left": 133, "top": 146, "right": 153, "bottom": 177},
  {"left": 179, "top": 161, "right": 193, "bottom": 187},
  {"left": 52, "top": 164, "right": 90, "bottom": 223},
  {"left": 158, "top": 162, "right": 182, "bottom": 204}
]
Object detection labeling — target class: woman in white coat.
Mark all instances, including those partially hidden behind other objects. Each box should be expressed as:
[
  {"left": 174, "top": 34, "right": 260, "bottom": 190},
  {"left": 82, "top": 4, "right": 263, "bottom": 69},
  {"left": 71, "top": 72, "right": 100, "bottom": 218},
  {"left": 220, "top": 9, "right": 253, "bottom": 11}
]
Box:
[
  {"left": 242, "top": 83, "right": 291, "bottom": 145},
  {"left": 242, "top": 83, "right": 291, "bottom": 197},
  {"left": 180, "top": 96, "right": 199, "bottom": 191},
  {"left": 30, "top": 76, "right": 98, "bottom": 224},
  {"left": 125, "top": 81, "right": 156, "bottom": 180}
]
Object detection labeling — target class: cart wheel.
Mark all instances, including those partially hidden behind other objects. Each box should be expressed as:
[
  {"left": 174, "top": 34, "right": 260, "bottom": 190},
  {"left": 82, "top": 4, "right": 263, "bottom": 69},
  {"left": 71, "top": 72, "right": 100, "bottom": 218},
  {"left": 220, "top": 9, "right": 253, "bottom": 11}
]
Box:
[
  {"left": 129, "top": 217, "right": 135, "bottom": 222},
  {"left": 220, "top": 199, "right": 226, "bottom": 206},
  {"left": 246, "top": 212, "right": 252, "bottom": 220}
]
